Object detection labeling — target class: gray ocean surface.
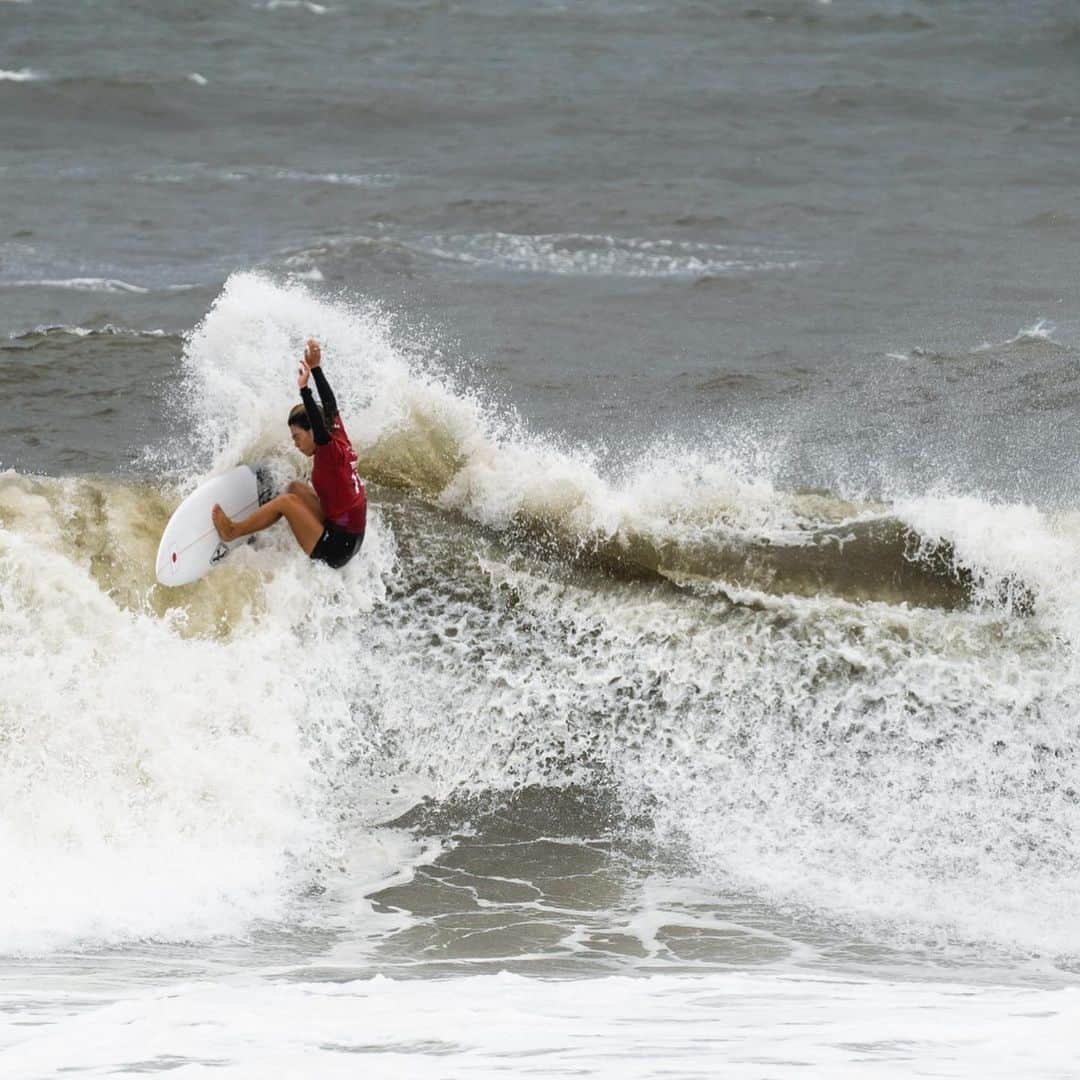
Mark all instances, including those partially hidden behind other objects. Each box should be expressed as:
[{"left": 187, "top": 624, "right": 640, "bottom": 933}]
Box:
[
  {"left": 4, "top": 0, "right": 1079, "bottom": 493},
  {"left": 4, "top": 2, "right": 1080, "bottom": 1077}
]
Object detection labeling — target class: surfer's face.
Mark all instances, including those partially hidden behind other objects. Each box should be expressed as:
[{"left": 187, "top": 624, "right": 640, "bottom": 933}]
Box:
[{"left": 289, "top": 424, "right": 316, "bottom": 457}]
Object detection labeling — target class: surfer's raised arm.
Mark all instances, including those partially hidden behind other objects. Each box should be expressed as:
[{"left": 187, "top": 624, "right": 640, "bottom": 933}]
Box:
[
  {"left": 304, "top": 339, "right": 339, "bottom": 424},
  {"left": 297, "top": 360, "right": 331, "bottom": 446}
]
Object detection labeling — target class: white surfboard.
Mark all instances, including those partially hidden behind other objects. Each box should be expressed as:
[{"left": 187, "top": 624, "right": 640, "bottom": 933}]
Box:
[{"left": 155, "top": 465, "right": 273, "bottom": 587}]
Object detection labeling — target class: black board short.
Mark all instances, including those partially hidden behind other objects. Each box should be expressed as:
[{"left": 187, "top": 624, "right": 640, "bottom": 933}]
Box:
[{"left": 310, "top": 522, "right": 363, "bottom": 569}]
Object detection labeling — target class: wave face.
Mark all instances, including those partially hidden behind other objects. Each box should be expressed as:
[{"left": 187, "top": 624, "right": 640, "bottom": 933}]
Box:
[{"left": 4, "top": 273, "right": 1080, "bottom": 963}]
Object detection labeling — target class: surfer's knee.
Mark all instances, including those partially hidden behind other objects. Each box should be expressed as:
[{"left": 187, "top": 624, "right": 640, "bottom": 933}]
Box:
[
  {"left": 286, "top": 480, "right": 308, "bottom": 497},
  {"left": 259, "top": 492, "right": 298, "bottom": 522},
  {"left": 277, "top": 492, "right": 320, "bottom": 524}
]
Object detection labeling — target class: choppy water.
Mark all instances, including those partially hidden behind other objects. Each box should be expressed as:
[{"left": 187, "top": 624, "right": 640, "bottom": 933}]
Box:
[{"left": 4, "top": 2, "right": 1080, "bottom": 1077}]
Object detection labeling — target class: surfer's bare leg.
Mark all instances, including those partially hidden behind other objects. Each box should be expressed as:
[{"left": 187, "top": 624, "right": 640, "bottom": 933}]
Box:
[
  {"left": 212, "top": 494, "right": 324, "bottom": 555},
  {"left": 286, "top": 480, "right": 322, "bottom": 520}
]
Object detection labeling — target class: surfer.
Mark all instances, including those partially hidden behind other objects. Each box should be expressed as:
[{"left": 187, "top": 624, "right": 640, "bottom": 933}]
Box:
[{"left": 211, "top": 339, "right": 366, "bottom": 568}]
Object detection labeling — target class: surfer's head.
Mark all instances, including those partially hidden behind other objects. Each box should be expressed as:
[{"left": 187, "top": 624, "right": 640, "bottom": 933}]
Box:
[{"left": 287, "top": 402, "right": 320, "bottom": 456}]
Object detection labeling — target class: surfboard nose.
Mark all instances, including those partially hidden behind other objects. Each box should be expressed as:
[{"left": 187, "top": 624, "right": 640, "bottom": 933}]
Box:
[
  {"left": 155, "top": 546, "right": 179, "bottom": 585},
  {"left": 154, "top": 465, "right": 260, "bottom": 586}
]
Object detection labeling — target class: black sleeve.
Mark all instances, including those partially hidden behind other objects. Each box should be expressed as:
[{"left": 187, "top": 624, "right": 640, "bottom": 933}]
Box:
[
  {"left": 311, "top": 365, "right": 339, "bottom": 424},
  {"left": 300, "top": 386, "right": 331, "bottom": 445}
]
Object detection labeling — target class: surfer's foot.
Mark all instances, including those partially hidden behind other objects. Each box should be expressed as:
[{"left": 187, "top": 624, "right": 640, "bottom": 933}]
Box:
[{"left": 211, "top": 504, "right": 239, "bottom": 541}]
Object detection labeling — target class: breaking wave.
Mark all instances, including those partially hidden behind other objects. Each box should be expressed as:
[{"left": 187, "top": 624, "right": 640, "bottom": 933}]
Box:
[{"left": 4, "top": 273, "right": 1080, "bottom": 965}]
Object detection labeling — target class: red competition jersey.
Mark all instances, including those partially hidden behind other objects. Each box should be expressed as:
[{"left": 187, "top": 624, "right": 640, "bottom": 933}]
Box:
[{"left": 311, "top": 417, "right": 367, "bottom": 534}]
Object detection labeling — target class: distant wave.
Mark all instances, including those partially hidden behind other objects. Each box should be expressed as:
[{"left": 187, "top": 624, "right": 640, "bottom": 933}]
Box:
[
  {"left": 744, "top": 7, "right": 934, "bottom": 34},
  {"left": 274, "top": 230, "right": 807, "bottom": 282},
  {"left": 270, "top": 167, "right": 393, "bottom": 187},
  {"left": 1000, "top": 319, "right": 1060, "bottom": 347},
  {"left": 136, "top": 163, "right": 396, "bottom": 188},
  {"left": 4, "top": 324, "right": 175, "bottom": 346},
  {"left": 1, "top": 277, "right": 202, "bottom": 294},
  {"left": 1022, "top": 210, "right": 1076, "bottom": 229},
  {"left": 0, "top": 68, "right": 40, "bottom": 82},
  {"left": 887, "top": 320, "right": 1071, "bottom": 364},
  {"left": 412, "top": 231, "right": 806, "bottom": 279},
  {"left": 3, "top": 277, "right": 150, "bottom": 294},
  {"left": 252, "top": 0, "right": 329, "bottom": 12}
]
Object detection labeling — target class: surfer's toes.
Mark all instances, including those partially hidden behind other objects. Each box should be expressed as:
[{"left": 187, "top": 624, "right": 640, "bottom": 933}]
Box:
[{"left": 211, "top": 504, "right": 237, "bottom": 541}]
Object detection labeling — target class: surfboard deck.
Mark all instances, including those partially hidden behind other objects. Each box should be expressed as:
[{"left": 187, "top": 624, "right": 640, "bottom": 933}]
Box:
[{"left": 155, "top": 465, "right": 274, "bottom": 587}]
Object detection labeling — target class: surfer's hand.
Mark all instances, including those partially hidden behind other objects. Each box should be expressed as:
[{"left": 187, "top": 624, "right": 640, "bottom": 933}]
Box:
[
  {"left": 305, "top": 339, "right": 321, "bottom": 368},
  {"left": 297, "top": 361, "right": 311, "bottom": 389}
]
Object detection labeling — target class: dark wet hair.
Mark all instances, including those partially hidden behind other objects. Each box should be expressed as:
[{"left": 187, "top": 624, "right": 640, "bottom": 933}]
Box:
[{"left": 288, "top": 401, "right": 324, "bottom": 431}]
